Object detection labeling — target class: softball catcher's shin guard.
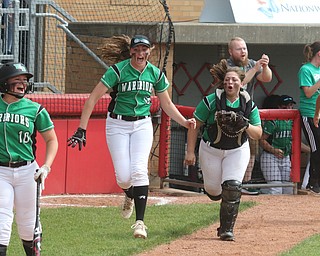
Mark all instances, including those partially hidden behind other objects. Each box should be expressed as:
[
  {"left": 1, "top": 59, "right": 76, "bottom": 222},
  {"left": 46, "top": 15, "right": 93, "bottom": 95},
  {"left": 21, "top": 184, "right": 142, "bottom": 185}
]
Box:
[
  {"left": 0, "top": 245, "right": 7, "bottom": 256},
  {"left": 22, "top": 240, "right": 33, "bottom": 256},
  {"left": 218, "top": 180, "right": 242, "bottom": 241}
]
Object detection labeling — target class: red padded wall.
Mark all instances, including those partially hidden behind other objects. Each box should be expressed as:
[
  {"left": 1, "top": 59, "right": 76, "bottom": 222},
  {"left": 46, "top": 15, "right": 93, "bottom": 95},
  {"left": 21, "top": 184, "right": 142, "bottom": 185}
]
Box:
[
  {"left": 37, "top": 119, "right": 122, "bottom": 195},
  {"left": 36, "top": 120, "right": 68, "bottom": 195},
  {"left": 27, "top": 95, "right": 160, "bottom": 195},
  {"left": 66, "top": 119, "right": 122, "bottom": 194}
]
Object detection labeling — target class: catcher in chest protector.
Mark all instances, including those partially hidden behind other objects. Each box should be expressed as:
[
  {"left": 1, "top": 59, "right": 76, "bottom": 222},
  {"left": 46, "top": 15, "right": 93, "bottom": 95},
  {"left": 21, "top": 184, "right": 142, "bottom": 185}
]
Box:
[{"left": 184, "top": 59, "right": 262, "bottom": 241}]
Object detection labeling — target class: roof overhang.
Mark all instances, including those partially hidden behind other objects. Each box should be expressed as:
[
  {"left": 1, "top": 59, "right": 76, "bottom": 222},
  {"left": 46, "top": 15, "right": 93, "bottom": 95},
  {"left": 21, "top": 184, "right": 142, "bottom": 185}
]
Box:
[{"left": 173, "top": 22, "right": 320, "bottom": 45}]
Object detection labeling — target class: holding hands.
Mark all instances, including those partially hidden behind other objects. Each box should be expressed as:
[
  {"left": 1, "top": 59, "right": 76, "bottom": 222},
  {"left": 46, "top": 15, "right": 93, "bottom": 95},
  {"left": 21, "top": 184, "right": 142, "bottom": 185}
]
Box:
[{"left": 185, "top": 118, "right": 197, "bottom": 129}]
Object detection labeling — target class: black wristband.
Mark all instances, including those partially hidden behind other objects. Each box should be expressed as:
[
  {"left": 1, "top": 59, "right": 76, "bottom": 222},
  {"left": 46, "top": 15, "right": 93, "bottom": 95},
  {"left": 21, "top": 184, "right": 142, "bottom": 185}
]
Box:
[{"left": 77, "top": 127, "right": 86, "bottom": 135}]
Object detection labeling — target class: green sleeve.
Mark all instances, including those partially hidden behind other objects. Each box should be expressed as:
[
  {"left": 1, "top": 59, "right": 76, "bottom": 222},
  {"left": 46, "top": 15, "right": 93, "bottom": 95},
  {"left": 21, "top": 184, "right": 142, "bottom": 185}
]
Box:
[
  {"left": 35, "top": 108, "right": 54, "bottom": 132},
  {"left": 298, "top": 66, "right": 313, "bottom": 87},
  {"left": 100, "top": 67, "right": 119, "bottom": 89},
  {"left": 194, "top": 94, "right": 216, "bottom": 124},
  {"left": 249, "top": 103, "right": 261, "bottom": 126},
  {"left": 262, "top": 120, "right": 275, "bottom": 135},
  {"left": 154, "top": 72, "right": 170, "bottom": 93}
]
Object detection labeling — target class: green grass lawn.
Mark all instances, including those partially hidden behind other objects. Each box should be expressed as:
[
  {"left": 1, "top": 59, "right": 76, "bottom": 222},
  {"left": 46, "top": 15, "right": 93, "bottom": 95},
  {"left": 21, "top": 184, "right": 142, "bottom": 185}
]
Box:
[
  {"left": 6, "top": 201, "right": 320, "bottom": 256},
  {"left": 7, "top": 202, "right": 254, "bottom": 256},
  {"left": 280, "top": 234, "right": 320, "bottom": 256}
]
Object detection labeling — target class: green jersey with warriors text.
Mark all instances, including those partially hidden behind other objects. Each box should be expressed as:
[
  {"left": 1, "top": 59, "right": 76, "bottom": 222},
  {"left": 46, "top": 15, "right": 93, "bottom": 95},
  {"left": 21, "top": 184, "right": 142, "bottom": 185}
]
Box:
[
  {"left": 0, "top": 97, "right": 54, "bottom": 162},
  {"left": 194, "top": 93, "right": 261, "bottom": 143},
  {"left": 298, "top": 62, "right": 320, "bottom": 117},
  {"left": 262, "top": 120, "right": 292, "bottom": 156},
  {"left": 101, "top": 59, "right": 169, "bottom": 116}
]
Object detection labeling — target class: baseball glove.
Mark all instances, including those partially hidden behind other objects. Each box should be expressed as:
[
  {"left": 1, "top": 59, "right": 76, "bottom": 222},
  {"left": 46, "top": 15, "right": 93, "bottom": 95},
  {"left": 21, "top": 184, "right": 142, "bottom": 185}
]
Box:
[{"left": 215, "top": 110, "right": 249, "bottom": 137}]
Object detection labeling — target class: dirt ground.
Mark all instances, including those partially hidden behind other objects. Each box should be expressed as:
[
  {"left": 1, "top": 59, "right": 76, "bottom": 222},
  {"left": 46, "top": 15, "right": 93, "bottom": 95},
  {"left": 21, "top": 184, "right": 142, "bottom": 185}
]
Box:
[{"left": 41, "top": 189, "right": 320, "bottom": 256}]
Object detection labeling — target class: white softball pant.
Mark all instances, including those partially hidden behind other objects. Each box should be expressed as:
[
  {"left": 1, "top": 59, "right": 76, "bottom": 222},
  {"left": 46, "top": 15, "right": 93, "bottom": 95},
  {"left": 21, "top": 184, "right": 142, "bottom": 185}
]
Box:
[
  {"left": 260, "top": 152, "right": 293, "bottom": 194},
  {"left": 199, "top": 139, "right": 250, "bottom": 196},
  {"left": 0, "top": 161, "right": 38, "bottom": 245},
  {"left": 106, "top": 115, "right": 153, "bottom": 189}
]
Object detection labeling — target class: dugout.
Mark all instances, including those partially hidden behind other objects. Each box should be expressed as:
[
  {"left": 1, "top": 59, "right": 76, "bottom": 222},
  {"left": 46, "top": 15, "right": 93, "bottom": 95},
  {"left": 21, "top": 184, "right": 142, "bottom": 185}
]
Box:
[{"left": 160, "top": 106, "right": 302, "bottom": 195}]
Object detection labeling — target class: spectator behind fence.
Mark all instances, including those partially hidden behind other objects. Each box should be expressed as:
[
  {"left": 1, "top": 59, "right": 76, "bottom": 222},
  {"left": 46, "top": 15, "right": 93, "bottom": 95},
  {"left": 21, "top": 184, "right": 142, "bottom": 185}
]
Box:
[
  {"left": 185, "top": 59, "right": 262, "bottom": 241},
  {"left": 298, "top": 41, "right": 320, "bottom": 195},
  {"left": 259, "top": 95, "right": 295, "bottom": 194},
  {"left": 226, "top": 37, "right": 272, "bottom": 195}
]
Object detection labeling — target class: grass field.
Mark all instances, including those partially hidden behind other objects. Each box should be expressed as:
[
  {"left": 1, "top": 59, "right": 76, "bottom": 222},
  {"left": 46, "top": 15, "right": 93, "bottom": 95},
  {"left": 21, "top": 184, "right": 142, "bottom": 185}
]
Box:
[
  {"left": 7, "top": 202, "right": 251, "bottom": 255},
  {"left": 280, "top": 234, "right": 320, "bottom": 256},
  {"left": 6, "top": 201, "right": 320, "bottom": 255}
]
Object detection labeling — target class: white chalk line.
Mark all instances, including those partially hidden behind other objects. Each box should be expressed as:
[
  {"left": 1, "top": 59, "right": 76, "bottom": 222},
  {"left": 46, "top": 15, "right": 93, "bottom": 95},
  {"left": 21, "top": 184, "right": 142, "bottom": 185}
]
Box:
[{"left": 41, "top": 194, "right": 177, "bottom": 208}]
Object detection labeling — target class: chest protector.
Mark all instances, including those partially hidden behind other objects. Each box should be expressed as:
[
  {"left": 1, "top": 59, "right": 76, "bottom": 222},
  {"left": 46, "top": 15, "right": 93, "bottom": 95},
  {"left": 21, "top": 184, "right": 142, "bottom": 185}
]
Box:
[{"left": 207, "top": 89, "right": 252, "bottom": 150}]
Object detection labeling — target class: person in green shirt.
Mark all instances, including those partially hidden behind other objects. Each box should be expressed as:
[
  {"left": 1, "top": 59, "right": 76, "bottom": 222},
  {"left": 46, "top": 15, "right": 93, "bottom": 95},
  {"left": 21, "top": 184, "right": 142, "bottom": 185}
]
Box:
[
  {"left": 227, "top": 37, "right": 272, "bottom": 195},
  {"left": 68, "top": 35, "right": 196, "bottom": 239},
  {"left": 260, "top": 95, "right": 295, "bottom": 194},
  {"left": 185, "top": 59, "right": 262, "bottom": 241},
  {"left": 298, "top": 41, "right": 320, "bottom": 195},
  {"left": 0, "top": 62, "right": 58, "bottom": 256}
]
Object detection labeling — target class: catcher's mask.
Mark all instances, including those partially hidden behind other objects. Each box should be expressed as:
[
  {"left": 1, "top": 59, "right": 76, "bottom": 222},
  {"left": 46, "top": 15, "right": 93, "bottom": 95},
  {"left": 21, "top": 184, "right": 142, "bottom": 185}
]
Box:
[{"left": 0, "top": 62, "right": 34, "bottom": 98}]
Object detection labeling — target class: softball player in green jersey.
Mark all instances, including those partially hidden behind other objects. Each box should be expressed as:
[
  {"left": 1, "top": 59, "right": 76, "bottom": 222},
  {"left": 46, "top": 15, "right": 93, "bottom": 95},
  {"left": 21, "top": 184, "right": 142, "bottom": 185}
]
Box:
[
  {"left": 68, "top": 35, "right": 196, "bottom": 239},
  {"left": 298, "top": 41, "right": 320, "bottom": 195},
  {"left": 185, "top": 62, "right": 262, "bottom": 241},
  {"left": 0, "top": 62, "right": 58, "bottom": 256},
  {"left": 260, "top": 95, "right": 296, "bottom": 195},
  {"left": 227, "top": 37, "right": 272, "bottom": 195}
]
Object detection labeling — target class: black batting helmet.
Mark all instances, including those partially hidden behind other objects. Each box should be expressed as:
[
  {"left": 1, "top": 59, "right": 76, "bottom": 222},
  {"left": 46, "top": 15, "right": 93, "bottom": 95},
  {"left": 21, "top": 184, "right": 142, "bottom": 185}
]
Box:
[{"left": 0, "top": 62, "right": 33, "bottom": 94}]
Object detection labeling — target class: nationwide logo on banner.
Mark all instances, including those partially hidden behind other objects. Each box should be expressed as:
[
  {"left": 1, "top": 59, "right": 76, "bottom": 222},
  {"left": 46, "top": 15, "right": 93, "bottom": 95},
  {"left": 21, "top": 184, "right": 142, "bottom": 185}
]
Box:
[{"left": 230, "top": 0, "right": 320, "bottom": 23}]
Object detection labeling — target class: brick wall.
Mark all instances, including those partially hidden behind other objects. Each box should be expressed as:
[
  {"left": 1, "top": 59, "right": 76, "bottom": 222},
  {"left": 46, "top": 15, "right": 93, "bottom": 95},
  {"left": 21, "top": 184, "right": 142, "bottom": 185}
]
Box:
[
  {"left": 65, "top": 35, "right": 173, "bottom": 93},
  {"left": 168, "top": 0, "right": 204, "bottom": 22},
  {"left": 56, "top": 0, "right": 204, "bottom": 22}
]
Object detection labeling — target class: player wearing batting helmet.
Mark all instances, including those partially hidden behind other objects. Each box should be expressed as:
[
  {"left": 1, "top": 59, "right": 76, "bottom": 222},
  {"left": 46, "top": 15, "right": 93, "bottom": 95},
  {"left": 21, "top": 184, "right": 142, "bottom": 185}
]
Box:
[
  {"left": 0, "top": 62, "right": 58, "bottom": 255},
  {"left": 185, "top": 60, "right": 262, "bottom": 241},
  {"left": 68, "top": 35, "right": 196, "bottom": 239}
]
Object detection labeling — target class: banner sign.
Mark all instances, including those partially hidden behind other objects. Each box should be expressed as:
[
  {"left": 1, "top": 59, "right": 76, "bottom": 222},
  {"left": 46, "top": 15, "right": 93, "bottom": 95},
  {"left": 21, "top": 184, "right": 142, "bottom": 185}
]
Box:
[{"left": 230, "top": 0, "right": 320, "bottom": 24}]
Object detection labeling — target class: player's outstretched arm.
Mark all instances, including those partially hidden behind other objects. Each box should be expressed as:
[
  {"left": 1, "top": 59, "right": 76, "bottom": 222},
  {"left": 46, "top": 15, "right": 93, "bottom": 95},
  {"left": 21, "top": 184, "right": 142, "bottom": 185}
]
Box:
[
  {"left": 79, "top": 82, "right": 108, "bottom": 130},
  {"left": 67, "top": 82, "right": 108, "bottom": 150},
  {"left": 157, "top": 90, "right": 196, "bottom": 129}
]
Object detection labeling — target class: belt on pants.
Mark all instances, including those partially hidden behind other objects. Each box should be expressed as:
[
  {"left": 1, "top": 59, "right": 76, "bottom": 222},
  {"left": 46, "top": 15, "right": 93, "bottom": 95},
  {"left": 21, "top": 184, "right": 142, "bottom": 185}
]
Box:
[
  {"left": 0, "top": 160, "right": 34, "bottom": 168},
  {"left": 109, "top": 112, "right": 150, "bottom": 122}
]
